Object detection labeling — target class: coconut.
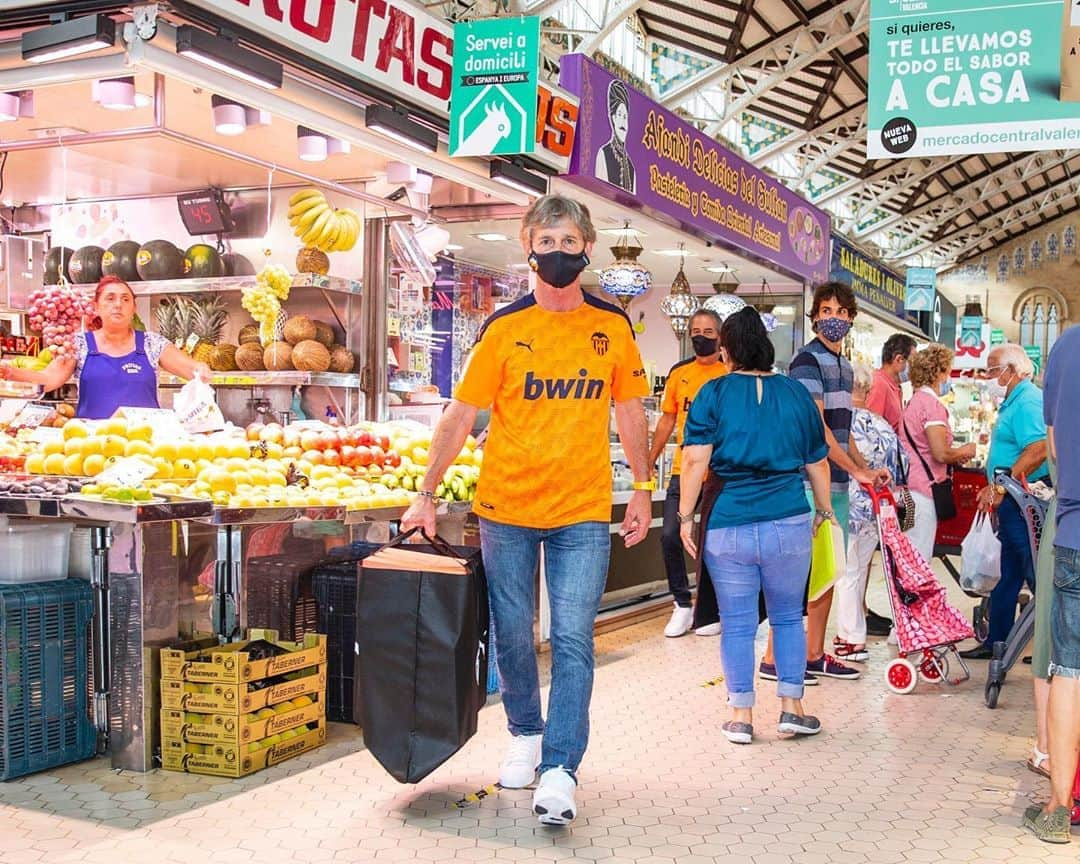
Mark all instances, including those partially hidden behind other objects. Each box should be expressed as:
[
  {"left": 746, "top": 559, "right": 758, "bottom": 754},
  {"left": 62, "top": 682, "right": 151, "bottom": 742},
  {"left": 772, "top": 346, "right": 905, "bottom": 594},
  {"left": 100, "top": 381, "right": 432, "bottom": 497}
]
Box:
[
  {"left": 209, "top": 344, "right": 238, "bottom": 371},
  {"left": 328, "top": 344, "right": 356, "bottom": 373},
  {"left": 283, "top": 315, "right": 317, "bottom": 346},
  {"left": 238, "top": 324, "right": 261, "bottom": 345},
  {"left": 291, "top": 339, "right": 331, "bottom": 372},
  {"left": 264, "top": 341, "right": 294, "bottom": 371},
  {"left": 312, "top": 319, "right": 335, "bottom": 348},
  {"left": 235, "top": 342, "right": 265, "bottom": 371}
]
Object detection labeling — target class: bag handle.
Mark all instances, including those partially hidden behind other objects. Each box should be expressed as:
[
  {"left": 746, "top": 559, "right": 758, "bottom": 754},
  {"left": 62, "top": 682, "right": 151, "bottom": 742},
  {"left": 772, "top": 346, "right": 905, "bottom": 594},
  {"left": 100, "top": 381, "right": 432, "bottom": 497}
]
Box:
[
  {"left": 902, "top": 416, "right": 938, "bottom": 488},
  {"left": 894, "top": 436, "right": 910, "bottom": 487},
  {"left": 382, "top": 526, "right": 461, "bottom": 559}
]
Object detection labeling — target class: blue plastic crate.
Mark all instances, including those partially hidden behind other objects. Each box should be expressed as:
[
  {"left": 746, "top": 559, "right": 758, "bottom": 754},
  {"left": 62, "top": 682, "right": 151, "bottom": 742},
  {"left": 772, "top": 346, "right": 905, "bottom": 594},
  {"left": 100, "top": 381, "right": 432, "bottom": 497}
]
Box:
[{"left": 1, "top": 579, "right": 96, "bottom": 781}]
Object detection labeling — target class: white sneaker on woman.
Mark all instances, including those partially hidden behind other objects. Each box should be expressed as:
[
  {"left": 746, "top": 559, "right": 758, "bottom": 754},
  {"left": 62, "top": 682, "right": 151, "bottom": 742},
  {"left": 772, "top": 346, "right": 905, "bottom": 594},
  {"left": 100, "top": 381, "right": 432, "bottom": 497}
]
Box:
[
  {"left": 533, "top": 767, "right": 577, "bottom": 825},
  {"left": 695, "top": 622, "right": 721, "bottom": 636},
  {"left": 499, "top": 734, "right": 542, "bottom": 789},
  {"left": 664, "top": 603, "right": 694, "bottom": 637}
]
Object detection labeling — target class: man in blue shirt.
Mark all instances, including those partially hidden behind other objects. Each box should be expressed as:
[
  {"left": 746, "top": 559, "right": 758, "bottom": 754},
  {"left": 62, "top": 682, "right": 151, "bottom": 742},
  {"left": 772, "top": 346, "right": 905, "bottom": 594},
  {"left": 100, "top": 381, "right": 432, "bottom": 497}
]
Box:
[
  {"left": 964, "top": 344, "right": 1049, "bottom": 660},
  {"left": 1025, "top": 328, "right": 1080, "bottom": 844},
  {"left": 761, "top": 282, "right": 889, "bottom": 683}
]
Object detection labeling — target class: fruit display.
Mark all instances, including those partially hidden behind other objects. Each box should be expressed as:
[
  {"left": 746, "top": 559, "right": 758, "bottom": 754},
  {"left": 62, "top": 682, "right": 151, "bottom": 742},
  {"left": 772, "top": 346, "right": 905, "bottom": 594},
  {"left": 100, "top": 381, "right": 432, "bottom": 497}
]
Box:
[
  {"left": 27, "top": 284, "right": 96, "bottom": 361},
  {"left": 68, "top": 245, "right": 105, "bottom": 284},
  {"left": 101, "top": 240, "right": 142, "bottom": 281},
  {"left": 288, "top": 188, "right": 361, "bottom": 257},
  {"left": 241, "top": 264, "right": 291, "bottom": 346},
  {"left": 136, "top": 239, "right": 185, "bottom": 281}
]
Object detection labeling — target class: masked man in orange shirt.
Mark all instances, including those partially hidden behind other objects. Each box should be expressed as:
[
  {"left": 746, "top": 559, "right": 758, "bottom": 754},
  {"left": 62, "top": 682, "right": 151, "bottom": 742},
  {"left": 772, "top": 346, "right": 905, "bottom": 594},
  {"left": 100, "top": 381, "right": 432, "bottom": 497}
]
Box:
[{"left": 403, "top": 195, "right": 651, "bottom": 827}]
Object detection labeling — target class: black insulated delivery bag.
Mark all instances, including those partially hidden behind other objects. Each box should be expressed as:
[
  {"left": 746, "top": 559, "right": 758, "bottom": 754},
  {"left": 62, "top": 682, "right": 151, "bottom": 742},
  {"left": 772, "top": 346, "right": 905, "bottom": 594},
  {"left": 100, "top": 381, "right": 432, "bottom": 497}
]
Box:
[{"left": 356, "top": 528, "right": 489, "bottom": 783}]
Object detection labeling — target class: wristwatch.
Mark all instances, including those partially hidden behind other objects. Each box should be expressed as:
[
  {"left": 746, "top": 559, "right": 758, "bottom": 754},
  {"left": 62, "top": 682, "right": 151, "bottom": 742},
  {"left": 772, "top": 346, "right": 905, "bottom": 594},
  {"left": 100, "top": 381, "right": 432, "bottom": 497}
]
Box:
[
  {"left": 678, "top": 511, "right": 695, "bottom": 524},
  {"left": 632, "top": 479, "right": 657, "bottom": 492}
]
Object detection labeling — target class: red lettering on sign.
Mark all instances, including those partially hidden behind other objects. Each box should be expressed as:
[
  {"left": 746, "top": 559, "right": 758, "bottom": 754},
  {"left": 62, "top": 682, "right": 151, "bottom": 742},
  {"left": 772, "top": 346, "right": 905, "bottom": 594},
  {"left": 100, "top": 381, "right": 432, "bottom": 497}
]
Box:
[
  {"left": 351, "top": 0, "right": 387, "bottom": 63},
  {"left": 419, "top": 29, "right": 453, "bottom": 100},
  {"left": 377, "top": 7, "right": 415, "bottom": 84},
  {"left": 535, "top": 86, "right": 578, "bottom": 157},
  {"left": 289, "top": 0, "right": 334, "bottom": 42},
  {"left": 235, "top": 0, "right": 284, "bottom": 22}
]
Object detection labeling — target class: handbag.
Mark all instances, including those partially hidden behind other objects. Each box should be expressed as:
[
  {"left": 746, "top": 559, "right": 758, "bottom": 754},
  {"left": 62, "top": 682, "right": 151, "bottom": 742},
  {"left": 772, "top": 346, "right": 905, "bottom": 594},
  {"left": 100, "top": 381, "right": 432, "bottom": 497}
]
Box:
[
  {"left": 893, "top": 438, "right": 917, "bottom": 532},
  {"left": 903, "top": 419, "right": 957, "bottom": 521},
  {"left": 356, "top": 528, "right": 489, "bottom": 784}
]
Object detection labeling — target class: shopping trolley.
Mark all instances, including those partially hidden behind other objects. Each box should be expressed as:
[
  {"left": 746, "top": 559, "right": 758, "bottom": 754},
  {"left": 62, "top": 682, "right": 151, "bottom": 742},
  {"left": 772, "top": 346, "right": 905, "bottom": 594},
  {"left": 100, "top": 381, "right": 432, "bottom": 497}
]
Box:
[
  {"left": 864, "top": 484, "right": 974, "bottom": 695},
  {"left": 983, "top": 472, "right": 1051, "bottom": 709}
]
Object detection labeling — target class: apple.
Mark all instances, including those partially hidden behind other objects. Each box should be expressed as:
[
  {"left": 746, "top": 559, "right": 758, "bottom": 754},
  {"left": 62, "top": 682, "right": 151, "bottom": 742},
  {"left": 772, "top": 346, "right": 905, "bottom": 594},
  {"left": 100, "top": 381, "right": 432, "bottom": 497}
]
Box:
[
  {"left": 322, "top": 448, "right": 341, "bottom": 467},
  {"left": 354, "top": 445, "right": 373, "bottom": 467},
  {"left": 317, "top": 429, "right": 340, "bottom": 451},
  {"left": 245, "top": 422, "right": 265, "bottom": 442},
  {"left": 375, "top": 434, "right": 391, "bottom": 451},
  {"left": 339, "top": 428, "right": 359, "bottom": 448},
  {"left": 357, "top": 429, "right": 373, "bottom": 447},
  {"left": 283, "top": 429, "right": 301, "bottom": 449},
  {"left": 299, "top": 430, "right": 322, "bottom": 452},
  {"left": 369, "top": 445, "right": 385, "bottom": 466},
  {"left": 384, "top": 449, "right": 402, "bottom": 468},
  {"left": 302, "top": 449, "right": 325, "bottom": 466},
  {"left": 340, "top": 445, "right": 357, "bottom": 468},
  {"left": 259, "top": 423, "right": 284, "bottom": 444},
  {"left": 282, "top": 445, "right": 303, "bottom": 460}
]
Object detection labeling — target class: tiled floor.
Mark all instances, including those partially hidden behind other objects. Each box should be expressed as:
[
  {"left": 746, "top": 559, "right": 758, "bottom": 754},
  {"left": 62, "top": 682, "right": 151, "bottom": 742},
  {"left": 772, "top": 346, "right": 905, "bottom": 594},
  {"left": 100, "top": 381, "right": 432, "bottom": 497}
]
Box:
[{"left": 0, "top": 560, "right": 1075, "bottom": 864}]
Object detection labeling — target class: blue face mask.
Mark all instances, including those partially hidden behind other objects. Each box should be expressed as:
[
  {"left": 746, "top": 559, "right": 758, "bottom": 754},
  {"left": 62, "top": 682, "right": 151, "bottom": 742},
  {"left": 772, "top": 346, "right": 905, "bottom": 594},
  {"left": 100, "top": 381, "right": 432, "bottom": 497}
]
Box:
[
  {"left": 899, "top": 364, "right": 910, "bottom": 384},
  {"left": 938, "top": 379, "right": 952, "bottom": 397},
  {"left": 814, "top": 316, "right": 852, "bottom": 343}
]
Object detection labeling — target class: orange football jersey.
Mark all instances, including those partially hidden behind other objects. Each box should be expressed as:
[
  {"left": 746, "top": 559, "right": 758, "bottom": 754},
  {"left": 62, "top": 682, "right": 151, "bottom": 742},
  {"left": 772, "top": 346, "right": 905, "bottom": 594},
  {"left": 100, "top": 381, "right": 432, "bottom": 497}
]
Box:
[{"left": 660, "top": 357, "right": 728, "bottom": 474}]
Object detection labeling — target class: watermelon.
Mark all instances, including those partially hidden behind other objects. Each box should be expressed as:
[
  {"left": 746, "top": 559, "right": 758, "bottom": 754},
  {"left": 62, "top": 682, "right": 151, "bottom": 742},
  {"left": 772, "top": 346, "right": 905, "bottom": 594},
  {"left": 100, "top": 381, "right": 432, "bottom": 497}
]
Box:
[
  {"left": 68, "top": 245, "right": 105, "bottom": 284},
  {"left": 136, "top": 240, "right": 184, "bottom": 281},
  {"left": 44, "top": 246, "right": 73, "bottom": 285},
  {"left": 221, "top": 253, "right": 255, "bottom": 276},
  {"left": 101, "top": 240, "right": 141, "bottom": 281},
  {"left": 184, "top": 244, "right": 225, "bottom": 278}
]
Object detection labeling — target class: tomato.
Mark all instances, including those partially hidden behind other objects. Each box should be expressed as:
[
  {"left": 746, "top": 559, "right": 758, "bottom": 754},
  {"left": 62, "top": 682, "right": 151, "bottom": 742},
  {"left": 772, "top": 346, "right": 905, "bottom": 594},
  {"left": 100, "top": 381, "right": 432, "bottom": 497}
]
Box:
[{"left": 354, "top": 446, "right": 373, "bottom": 467}]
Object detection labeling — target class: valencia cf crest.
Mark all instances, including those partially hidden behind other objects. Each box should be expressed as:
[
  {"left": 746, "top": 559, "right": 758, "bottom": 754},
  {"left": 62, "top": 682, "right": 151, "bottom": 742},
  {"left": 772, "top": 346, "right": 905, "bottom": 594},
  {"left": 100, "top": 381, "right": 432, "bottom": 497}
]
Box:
[{"left": 591, "top": 331, "right": 610, "bottom": 356}]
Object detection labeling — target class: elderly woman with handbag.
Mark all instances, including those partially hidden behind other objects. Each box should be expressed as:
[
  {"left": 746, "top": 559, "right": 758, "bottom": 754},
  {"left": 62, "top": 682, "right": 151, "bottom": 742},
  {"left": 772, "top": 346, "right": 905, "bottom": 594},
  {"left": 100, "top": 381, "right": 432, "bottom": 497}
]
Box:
[{"left": 833, "top": 361, "right": 910, "bottom": 661}]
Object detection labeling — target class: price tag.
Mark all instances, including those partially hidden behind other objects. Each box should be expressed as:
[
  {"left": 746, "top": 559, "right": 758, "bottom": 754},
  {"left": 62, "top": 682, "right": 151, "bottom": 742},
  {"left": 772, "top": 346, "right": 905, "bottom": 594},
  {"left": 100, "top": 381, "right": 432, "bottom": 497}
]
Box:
[
  {"left": 96, "top": 456, "right": 157, "bottom": 488},
  {"left": 387, "top": 314, "right": 401, "bottom": 338},
  {"left": 9, "top": 402, "right": 54, "bottom": 430}
]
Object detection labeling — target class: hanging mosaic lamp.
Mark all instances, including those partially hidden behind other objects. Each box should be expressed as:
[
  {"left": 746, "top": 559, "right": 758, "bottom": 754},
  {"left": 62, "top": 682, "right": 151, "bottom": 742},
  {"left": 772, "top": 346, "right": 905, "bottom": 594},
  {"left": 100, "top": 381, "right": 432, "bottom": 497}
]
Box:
[
  {"left": 703, "top": 266, "right": 745, "bottom": 320},
  {"left": 599, "top": 222, "right": 652, "bottom": 310},
  {"left": 659, "top": 244, "right": 699, "bottom": 336}
]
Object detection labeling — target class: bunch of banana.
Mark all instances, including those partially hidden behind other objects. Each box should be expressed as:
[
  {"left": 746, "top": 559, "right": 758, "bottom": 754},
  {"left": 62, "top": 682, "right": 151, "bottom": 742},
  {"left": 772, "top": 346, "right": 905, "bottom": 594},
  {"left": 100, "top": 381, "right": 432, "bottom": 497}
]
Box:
[{"left": 288, "top": 189, "right": 361, "bottom": 253}]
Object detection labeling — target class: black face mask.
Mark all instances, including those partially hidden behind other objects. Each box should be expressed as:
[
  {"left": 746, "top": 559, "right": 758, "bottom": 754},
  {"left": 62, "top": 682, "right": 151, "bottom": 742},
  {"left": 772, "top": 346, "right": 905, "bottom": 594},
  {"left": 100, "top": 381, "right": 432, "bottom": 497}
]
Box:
[
  {"left": 528, "top": 250, "right": 590, "bottom": 289},
  {"left": 691, "top": 335, "right": 718, "bottom": 357}
]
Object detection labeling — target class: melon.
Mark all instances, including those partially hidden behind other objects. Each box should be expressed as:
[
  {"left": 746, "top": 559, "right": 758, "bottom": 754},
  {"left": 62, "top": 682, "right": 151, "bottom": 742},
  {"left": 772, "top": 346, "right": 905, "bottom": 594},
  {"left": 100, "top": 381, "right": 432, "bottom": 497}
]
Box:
[
  {"left": 209, "top": 344, "right": 238, "bottom": 371},
  {"left": 184, "top": 244, "right": 226, "bottom": 278},
  {"left": 238, "top": 324, "right": 260, "bottom": 345},
  {"left": 283, "top": 315, "right": 316, "bottom": 346},
  {"left": 264, "top": 341, "right": 293, "bottom": 371},
  {"left": 44, "top": 246, "right": 74, "bottom": 285},
  {"left": 136, "top": 240, "right": 185, "bottom": 281},
  {"left": 291, "top": 339, "right": 331, "bottom": 372},
  {"left": 222, "top": 253, "right": 255, "bottom": 277},
  {"left": 234, "top": 342, "right": 265, "bottom": 371},
  {"left": 101, "top": 241, "right": 141, "bottom": 281},
  {"left": 312, "top": 320, "right": 335, "bottom": 348},
  {"left": 296, "top": 247, "right": 329, "bottom": 275},
  {"left": 328, "top": 345, "right": 355, "bottom": 373},
  {"left": 67, "top": 246, "right": 105, "bottom": 284}
]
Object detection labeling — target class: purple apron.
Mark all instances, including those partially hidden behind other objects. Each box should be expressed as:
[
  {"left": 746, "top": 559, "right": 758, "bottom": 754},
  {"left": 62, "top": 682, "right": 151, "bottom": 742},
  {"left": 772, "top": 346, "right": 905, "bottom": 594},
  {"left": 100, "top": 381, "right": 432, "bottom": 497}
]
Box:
[{"left": 76, "top": 330, "right": 160, "bottom": 419}]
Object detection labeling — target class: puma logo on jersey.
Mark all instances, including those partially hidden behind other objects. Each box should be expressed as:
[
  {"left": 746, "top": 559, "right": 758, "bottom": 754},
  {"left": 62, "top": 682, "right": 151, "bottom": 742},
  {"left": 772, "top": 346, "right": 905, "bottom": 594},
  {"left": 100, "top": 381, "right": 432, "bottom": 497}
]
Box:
[
  {"left": 515, "top": 340, "right": 534, "bottom": 352},
  {"left": 523, "top": 369, "right": 604, "bottom": 401}
]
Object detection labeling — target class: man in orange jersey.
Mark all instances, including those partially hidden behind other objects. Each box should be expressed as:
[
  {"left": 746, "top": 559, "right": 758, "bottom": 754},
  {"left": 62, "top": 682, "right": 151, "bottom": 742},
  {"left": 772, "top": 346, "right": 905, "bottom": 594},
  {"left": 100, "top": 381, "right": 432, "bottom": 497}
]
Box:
[
  {"left": 649, "top": 308, "right": 726, "bottom": 637},
  {"left": 403, "top": 195, "right": 651, "bottom": 827}
]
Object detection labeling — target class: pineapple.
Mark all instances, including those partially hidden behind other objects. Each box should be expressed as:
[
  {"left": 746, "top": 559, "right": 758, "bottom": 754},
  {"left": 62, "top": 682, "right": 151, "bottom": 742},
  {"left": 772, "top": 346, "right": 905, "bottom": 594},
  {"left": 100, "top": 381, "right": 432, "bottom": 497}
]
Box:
[
  {"left": 155, "top": 298, "right": 182, "bottom": 346},
  {"left": 189, "top": 295, "right": 229, "bottom": 363}
]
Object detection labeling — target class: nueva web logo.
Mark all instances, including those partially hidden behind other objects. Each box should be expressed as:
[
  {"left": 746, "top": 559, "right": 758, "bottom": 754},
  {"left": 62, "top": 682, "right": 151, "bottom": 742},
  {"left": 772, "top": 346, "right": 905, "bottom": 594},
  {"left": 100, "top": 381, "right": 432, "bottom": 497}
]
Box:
[{"left": 523, "top": 369, "right": 605, "bottom": 400}]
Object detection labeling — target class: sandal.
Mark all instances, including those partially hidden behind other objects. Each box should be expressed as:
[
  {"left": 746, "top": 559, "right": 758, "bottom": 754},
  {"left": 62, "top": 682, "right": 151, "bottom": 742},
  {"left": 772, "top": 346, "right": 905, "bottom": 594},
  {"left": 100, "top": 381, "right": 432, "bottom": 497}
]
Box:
[{"left": 1026, "top": 745, "right": 1051, "bottom": 778}]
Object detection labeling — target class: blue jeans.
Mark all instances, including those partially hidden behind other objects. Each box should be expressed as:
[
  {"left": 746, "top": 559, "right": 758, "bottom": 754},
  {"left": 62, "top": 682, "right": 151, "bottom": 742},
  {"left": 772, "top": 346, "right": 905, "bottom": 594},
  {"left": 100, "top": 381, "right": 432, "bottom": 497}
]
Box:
[
  {"left": 987, "top": 495, "right": 1035, "bottom": 648},
  {"left": 703, "top": 513, "right": 813, "bottom": 707},
  {"left": 1051, "top": 545, "right": 1080, "bottom": 678},
  {"left": 479, "top": 518, "right": 611, "bottom": 778}
]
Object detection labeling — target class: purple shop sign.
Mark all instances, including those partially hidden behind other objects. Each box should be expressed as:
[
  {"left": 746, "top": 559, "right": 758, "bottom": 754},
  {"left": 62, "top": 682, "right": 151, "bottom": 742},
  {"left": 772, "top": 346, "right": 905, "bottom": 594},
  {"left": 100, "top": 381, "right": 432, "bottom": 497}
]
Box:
[{"left": 559, "top": 55, "right": 830, "bottom": 284}]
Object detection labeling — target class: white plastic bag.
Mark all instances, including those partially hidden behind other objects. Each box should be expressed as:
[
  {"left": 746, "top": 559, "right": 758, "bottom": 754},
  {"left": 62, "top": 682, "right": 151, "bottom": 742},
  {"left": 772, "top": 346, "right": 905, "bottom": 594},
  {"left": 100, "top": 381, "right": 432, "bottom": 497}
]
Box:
[
  {"left": 960, "top": 512, "right": 1001, "bottom": 596},
  {"left": 174, "top": 379, "right": 225, "bottom": 434}
]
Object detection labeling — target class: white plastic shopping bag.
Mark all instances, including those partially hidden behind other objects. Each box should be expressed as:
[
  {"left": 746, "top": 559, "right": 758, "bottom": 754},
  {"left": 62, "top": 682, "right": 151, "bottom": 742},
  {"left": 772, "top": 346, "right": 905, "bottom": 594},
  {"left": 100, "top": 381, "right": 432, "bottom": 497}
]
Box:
[
  {"left": 174, "top": 379, "right": 225, "bottom": 434},
  {"left": 960, "top": 512, "right": 1001, "bottom": 595}
]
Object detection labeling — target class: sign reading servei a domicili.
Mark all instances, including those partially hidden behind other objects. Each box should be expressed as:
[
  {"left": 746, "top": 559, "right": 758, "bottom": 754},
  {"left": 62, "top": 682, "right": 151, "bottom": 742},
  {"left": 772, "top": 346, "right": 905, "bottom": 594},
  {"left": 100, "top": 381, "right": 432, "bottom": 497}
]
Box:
[{"left": 184, "top": 0, "right": 577, "bottom": 171}]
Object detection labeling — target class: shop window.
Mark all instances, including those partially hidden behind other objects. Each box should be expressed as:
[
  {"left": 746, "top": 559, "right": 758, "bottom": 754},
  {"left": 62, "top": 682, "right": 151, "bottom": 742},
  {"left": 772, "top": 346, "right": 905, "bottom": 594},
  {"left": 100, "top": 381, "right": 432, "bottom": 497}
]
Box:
[{"left": 1012, "top": 287, "right": 1069, "bottom": 371}]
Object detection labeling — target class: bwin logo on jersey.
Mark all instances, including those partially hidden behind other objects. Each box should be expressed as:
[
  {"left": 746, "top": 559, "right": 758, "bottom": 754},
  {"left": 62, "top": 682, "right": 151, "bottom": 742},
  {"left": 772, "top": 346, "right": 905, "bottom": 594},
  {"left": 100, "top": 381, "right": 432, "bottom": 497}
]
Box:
[{"left": 524, "top": 369, "right": 604, "bottom": 401}]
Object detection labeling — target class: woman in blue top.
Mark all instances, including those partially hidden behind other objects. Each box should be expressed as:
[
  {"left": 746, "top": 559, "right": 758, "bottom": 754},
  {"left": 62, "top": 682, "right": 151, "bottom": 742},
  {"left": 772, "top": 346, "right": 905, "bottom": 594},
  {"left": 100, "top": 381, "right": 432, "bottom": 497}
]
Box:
[
  {"left": 1, "top": 275, "right": 210, "bottom": 418},
  {"left": 679, "top": 308, "right": 834, "bottom": 744}
]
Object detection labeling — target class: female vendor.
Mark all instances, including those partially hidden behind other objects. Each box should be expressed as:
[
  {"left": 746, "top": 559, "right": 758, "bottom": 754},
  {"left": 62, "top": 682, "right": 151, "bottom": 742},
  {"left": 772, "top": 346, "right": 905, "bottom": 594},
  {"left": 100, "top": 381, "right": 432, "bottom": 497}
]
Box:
[{"left": 0, "top": 275, "right": 211, "bottom": 419}]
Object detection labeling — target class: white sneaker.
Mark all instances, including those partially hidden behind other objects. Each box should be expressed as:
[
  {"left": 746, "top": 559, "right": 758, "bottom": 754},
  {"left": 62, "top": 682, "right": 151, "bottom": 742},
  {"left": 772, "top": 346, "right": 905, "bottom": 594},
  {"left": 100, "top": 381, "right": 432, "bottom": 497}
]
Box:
[
  {"left": 533, "top": 767, "right": 577, "bottom": 825},
  {"left": 499, "top": 734, "right": 542, "bottom": 789},
  {"left": 887, "top": 627, "right": 898, "bottom": 646},
  {"left": 695, "top": 622, "right": 721, "bottom": 637},
  {"left": 664, "top": 603, "right": 694, "bottom": 637}
]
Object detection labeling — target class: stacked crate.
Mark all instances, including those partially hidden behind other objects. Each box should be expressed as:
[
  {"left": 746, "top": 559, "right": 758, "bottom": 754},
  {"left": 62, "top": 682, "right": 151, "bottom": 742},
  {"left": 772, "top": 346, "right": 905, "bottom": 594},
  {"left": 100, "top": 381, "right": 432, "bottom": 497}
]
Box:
[{"left": 159, "top": 629, "right": 327, "bottom": 777}]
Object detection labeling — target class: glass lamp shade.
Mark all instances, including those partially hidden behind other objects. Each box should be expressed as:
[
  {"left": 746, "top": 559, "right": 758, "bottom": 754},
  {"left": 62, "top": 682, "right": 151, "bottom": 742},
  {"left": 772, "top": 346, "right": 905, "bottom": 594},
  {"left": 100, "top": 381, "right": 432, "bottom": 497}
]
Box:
[
  {"left": 703, "top": 292, "right": 747, "bottom": 321},
  {"left": 599, "top": 236, "right": 652, "bottom": 309},
  {"left": 660, "top": 263, "right": 699, "bottom": 336}
]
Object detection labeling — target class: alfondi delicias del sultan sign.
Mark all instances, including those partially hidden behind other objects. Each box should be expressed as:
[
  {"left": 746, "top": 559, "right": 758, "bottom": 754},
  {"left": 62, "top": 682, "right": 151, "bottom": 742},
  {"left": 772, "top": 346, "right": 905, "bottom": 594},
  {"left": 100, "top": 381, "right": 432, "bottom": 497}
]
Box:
[{"left": 559, "top": 54, "right": 829, "bottom": 283}]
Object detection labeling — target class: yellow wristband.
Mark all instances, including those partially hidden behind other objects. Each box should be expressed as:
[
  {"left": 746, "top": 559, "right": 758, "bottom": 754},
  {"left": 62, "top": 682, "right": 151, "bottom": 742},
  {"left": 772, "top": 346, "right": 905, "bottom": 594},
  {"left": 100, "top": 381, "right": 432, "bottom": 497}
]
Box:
[{"left": 632, "top": 479, "right": 657, "bottom": 492}]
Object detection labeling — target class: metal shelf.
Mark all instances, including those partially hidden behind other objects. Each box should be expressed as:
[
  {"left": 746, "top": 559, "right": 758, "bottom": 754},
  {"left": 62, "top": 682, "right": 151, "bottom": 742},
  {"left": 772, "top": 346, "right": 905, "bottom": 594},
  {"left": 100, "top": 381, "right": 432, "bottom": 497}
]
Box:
[
  {"left": 126, "top": 273, "right": 363, "bottom": 297},
  {"left": 158, "top": 371, "right": 362, "bottom": 389}
]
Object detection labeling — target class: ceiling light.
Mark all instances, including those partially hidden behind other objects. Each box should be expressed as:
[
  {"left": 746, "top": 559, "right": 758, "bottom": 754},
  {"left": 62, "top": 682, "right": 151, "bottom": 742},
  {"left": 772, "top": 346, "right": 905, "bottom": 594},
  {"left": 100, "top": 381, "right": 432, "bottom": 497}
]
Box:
[
  {"left": 244, "top": 107, "right": 271, "bottom": 127},
  {"left": 489, "top": 161, "right": 547, "bottom": 197},
  {"left": 297, "top": 126, "right": 327, "bottom": 162},
  {"left": 0, "top": 93, "right": 20, "bottom": 123},
  {"left": 134, "top": 92, "right": 152, "bottom": 108},
  {"left": 443, "top": 243, "right": 464, "bottom": 251},
  {"left": 365, "top": 104, "right": 438, "bottom": 153},
  {"left": 95, "top": 76, "right": 135, "bottom": 111},
  {"left": 327, "top": 138, "right": 351, "bottom": 156},
  {"left": 212, "top": 95, "right": 247, "bottom": 136},
  {"left": 660, "top": 244, "right": 699, "bottom": 336},
  {"left": 705, "top": 263, "right": 734, "bottom": 273},
  {"left": 176, "top": 25, "right": 283, "bottom": 90},
  {"left": 473, "top": 233, "right": 510, "bottom": 242},
  {"left": 22, "top": 13, "right": 116, "bottom": 63},
  {"left": 654, "top": 248, "right": 697, "bottom": 257},
  {"left": 598, "top": 227, "right": 645, "bottom": 237},
  {"left": 599, "top": 222, "right": 652, "bottom": 310}
]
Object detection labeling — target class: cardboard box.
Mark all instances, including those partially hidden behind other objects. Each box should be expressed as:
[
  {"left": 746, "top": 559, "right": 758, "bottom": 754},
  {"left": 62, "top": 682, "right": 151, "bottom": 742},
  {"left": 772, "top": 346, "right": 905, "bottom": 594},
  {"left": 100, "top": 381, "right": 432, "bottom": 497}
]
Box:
[
  {"left": 160, "top": 630, "right": 327, "bottom": 684},
  {"left": 161, "top": 696, "right": 325, "bottom": 745},
  {"left": 161, "top": 722, "right": 326, "bottom": 777},
  {"left": 160, "top": 668, "right": 325, "bottom": 715}
]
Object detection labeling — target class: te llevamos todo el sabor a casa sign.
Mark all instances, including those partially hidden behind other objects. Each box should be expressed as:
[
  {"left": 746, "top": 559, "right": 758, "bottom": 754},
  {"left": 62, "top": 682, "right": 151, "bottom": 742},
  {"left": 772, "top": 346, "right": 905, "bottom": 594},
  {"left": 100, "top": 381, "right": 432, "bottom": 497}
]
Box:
[{"left": 182, "top": 0, "right": 576, "bottom": 170}]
